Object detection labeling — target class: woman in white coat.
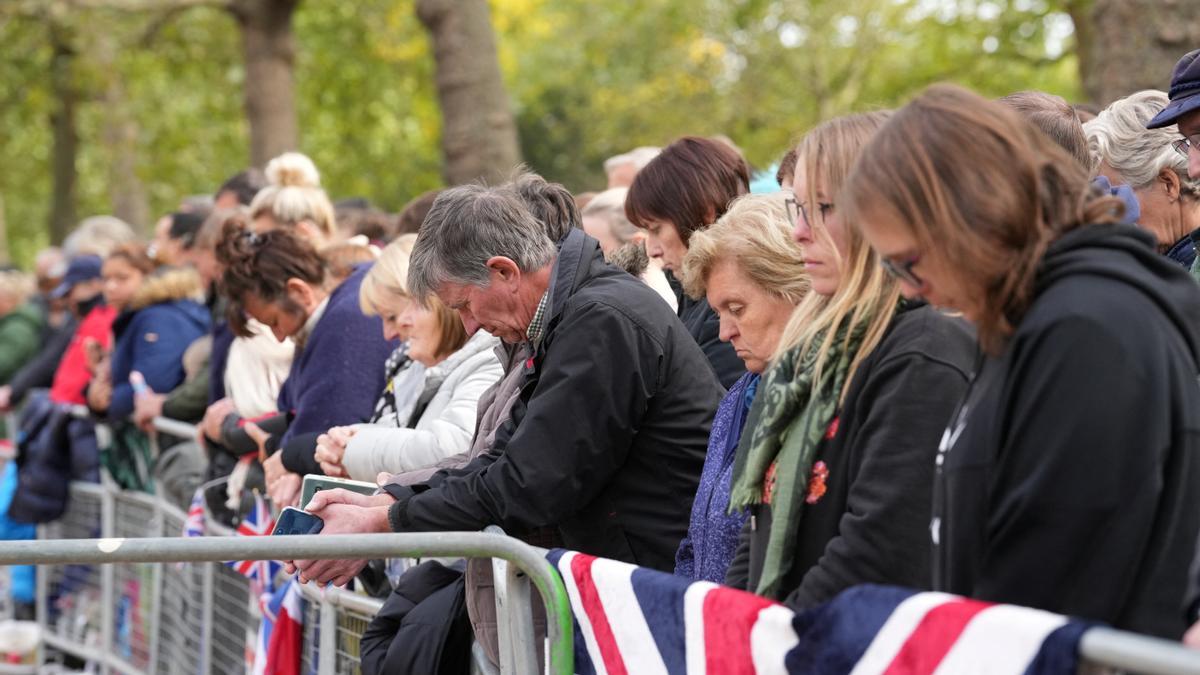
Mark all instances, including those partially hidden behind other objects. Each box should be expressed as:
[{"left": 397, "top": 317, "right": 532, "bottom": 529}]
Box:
[{"left": 314, "top": 239, "right": 502, "bottom": 481}]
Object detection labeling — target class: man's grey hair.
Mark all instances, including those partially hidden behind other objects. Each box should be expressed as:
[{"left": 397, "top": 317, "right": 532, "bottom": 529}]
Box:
[
  {"left": 603, "top": 146, "right": 661, "bottom": 174},
  {"left": 510, "top": 171, "right": 581, "bottom": 242},
  {"left": 408, "top": 183, "right": 557, "bottom": 300},
  {"left": 1086, "top": 89, "right": 1200, "bottom": 196}
]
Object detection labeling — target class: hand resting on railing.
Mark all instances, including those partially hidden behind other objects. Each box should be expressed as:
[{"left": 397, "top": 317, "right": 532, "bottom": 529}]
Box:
[{"left": 284, "top": 487, "right": 395, "bottom": 587}]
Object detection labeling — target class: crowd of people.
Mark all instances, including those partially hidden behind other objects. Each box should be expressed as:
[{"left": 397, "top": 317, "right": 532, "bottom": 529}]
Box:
[{"left": 3, "top": 46, "right": 1200, "bottom": 671}]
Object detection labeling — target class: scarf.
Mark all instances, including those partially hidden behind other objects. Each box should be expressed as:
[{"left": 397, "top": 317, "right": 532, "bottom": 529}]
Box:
[
  {"left": 728, "top": 315, "right": 867, "bottom": 598},
  {"left": 369, "top": 343, "right": 412, "bottom": 425}
]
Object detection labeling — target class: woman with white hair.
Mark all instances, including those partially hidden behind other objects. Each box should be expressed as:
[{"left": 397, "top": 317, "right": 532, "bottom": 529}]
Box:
[{"left": 1086, "top": 90, "right": 1200, "bottom": 268}]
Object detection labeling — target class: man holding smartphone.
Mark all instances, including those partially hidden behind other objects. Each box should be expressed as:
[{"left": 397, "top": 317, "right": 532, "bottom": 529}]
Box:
[{"left": 289, "top": 180, "right": 722, "bottom": 587}]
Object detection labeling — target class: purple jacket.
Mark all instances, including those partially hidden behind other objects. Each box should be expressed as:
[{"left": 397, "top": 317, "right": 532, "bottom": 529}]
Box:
[{"left": 675, "top": 371, "right": 758, "bottom": 583}]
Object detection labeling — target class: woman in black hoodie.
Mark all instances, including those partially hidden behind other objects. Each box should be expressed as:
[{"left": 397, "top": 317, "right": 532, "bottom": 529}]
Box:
[{"left": 846, "top": 83, "right": 1200, "bottom": 639}]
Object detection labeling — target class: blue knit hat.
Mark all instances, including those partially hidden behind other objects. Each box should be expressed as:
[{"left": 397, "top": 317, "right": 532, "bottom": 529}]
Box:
[{"left": 1147, "top": 49, "right": 1200, "bottom": 129}]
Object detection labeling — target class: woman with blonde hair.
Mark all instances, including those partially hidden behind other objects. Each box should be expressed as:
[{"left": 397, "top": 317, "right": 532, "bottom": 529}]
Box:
[
  {"left": 724, "top": 112, "right": 976, "bottom": 606},
  {"left": 674, "top": 194, "right": 807, "bottom": 582},
  {"left": 847, "top": 83, "right": 1200, "bottom": 639},
  {"left": 249, "top": 151, "right": 338, "bottom": 246},
  {"left": 312, "top": 235, "right": 503, "bottom": 482}
]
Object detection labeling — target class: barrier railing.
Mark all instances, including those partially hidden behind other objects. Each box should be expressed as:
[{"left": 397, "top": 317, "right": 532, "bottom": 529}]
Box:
[
  {"left": 1, "top": 533, "right": 573, "bottom": 674},
  {"left": 11, "top": 409, "right": 1200, "bottom": 673},
  {"left": 24, "top": 415, "right": 545, "bottom": 674}
]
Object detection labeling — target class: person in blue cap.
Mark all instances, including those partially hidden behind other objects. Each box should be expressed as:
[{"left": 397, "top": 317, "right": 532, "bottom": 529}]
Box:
[{"left": 1147, "top": 48, "right": 1200, "bottom": 180}]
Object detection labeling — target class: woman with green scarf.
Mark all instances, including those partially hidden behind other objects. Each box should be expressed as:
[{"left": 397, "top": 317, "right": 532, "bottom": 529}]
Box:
[{"left": 724, "top": 112, "right": 976, "bottom": 606}]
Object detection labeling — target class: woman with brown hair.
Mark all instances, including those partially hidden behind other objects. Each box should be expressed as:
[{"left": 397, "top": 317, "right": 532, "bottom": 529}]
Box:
[
  {"left": 86, "top": 244, "right": 209, "bottom": 421},
  {"left": 215, "top": 217, "right": 395, "bottom": 506},
  {"left": 625, "top": 136, "right": 749, "bottom": 387},
  {"left": 724, "top": 113, "right": 976, "bottom": 606},
  {"left": 845, "top": 83, "right": 1200, "bottom": 639}
]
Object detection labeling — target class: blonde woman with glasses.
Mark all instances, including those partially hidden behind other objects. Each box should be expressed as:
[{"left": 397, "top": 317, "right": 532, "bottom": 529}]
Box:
[{"left": 725, "top": 112, "right": 976, "bottom": 608}]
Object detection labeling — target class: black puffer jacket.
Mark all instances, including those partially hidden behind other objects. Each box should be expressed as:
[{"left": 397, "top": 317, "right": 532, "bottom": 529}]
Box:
[
  {"left": 936, "top": 224, "right": 1200, "bottom": 639},
  {"left": 386, "top": 229, "right": 723, "bottom": 571}
]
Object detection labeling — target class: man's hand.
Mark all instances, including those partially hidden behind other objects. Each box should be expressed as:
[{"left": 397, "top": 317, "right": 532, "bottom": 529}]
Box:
[
  {"left": 314, "top": 426, "right": 356, "bottom": 478},
  {"left": 133, "top": 392, "right": 166, "bottom": 432},
  {"left": 268, "top": 470, "right": 301, "bottom": 508},
  {"left": 0, "top": 385, "right": 12, "bottom": 412},
  {"left": 307, "top": 487, "right": 396, "bottom": 511},
  {"left": 286, "top": 488, "right": 395, "bottom": 586},
  {"left": 1185, "top": 619, "right": 1200, "bottom": 649},
  {"left": 200, "top": 398, "right": 236, "bottom": 444}
]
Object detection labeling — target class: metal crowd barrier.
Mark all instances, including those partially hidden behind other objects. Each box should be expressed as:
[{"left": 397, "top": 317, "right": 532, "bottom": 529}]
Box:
[
  {"left": 9, "top": 410, "right": 1200, "bottom": 674},
  {"left": 7, "top": 414, "right": 550, "bottom": 674},
  {"left": 2, "top": 534, "right": 572, "bottom": 674}
]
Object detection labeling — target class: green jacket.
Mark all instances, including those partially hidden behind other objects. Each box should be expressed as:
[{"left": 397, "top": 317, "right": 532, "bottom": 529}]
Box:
[{"left": 0, "top": 302, "right": 45, "bottom": 384}]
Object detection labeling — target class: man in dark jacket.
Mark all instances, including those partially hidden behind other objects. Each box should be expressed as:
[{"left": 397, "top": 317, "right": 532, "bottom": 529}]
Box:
[{"left": 295, "top": 183, "right": 723, "bottom": 586}]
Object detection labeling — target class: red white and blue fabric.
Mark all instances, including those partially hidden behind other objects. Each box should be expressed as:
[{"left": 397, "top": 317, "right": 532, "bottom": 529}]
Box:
[
  {"left": 251, "top": 577, "right": 303, "bottom": 675},
  {"left": 546, "top": 549, "right": 1090, "bottom": 675},
  {"left": 224, "top": 491, "right": 281, "bottom": 589},
  {"left": 182, "top": 488, "right": 205, "bottom": 538}
]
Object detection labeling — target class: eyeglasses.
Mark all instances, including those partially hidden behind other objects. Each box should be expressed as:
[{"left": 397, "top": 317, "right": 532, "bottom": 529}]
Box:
[
  {"left": 1171, "top": 133, "right": 1200, "bottom": 159},
  {"left": 881, "top": 253, "right": 923, "bottom": 288},
  {"left": 784, "top": 197, "right": 835, "bottom": 228}
]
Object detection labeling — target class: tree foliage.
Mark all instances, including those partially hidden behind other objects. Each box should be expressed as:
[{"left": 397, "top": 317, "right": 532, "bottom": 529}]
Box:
[{"left": 1, "top": 0, "right": 1091, "bottom": 265}]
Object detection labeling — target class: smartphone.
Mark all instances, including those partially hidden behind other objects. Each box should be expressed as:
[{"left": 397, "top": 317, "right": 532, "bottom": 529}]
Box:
[
  {"left": 272, "top": 506, "right": 324, "bottom": 536},
  {"left": 300, "top": 474, "right": 379, "bottom": 510}
]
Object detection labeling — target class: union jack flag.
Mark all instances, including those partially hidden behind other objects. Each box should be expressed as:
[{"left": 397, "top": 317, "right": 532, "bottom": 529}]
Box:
[
  {"left": 225, "top": 491, "right": 281, "bottom": 588},
  {"left": 547, "top": 549, "right": 1090, "bottom": 675},
  {"left": 182, "top": 488, "right": 205, "bottom": 538}
]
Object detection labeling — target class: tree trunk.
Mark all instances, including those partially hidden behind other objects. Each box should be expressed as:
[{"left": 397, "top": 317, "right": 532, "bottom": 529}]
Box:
[
  {"left": 98, "top": 36, "right": 150, "bottom": 231},
  {"left": 417, "top": 0, "right": 522, "bottom": 186},
  {"left": 230, "top": 0, "right": 300, "bottom": 168},
  {"left": 0, "top": 193, "right": 10, "bottom": 267},
  {"left": 48, "top": 33, "right": 78, "bottom": 245},
  {"left": 1081, "top": 0, "right": 1200, "bottom": 105}
]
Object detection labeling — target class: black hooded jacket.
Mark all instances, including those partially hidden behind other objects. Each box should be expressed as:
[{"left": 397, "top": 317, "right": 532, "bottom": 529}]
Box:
[
  {"left": 385, "top": 229, "right": 723, "bottom": 570},
  {"left": 934, "top": 223, "right": 1200, "bottom": 639}
]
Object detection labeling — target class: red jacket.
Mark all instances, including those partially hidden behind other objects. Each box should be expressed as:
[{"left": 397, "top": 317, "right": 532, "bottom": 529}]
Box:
[{"left": 49, "top": 304, "right": 116, "bottom": 405}]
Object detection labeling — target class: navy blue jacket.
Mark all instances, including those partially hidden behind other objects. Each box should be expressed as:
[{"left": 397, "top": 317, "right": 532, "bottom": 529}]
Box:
[
  {"left": 106, "top": 270, "right": 210, "bottom": 420},
  {"left": 279, "top": 265, "right": 397, "bottom": 475}
]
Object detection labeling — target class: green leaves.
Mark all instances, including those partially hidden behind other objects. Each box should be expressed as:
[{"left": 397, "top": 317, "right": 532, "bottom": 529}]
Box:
[{"left": 0, "top": 0, "right": 1081, "bottom": 264}]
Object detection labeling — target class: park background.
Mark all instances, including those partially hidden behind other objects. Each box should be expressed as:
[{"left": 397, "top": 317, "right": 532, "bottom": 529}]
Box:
[{"left": 0, "top": 0, "right": 1197, "bottom": 266}]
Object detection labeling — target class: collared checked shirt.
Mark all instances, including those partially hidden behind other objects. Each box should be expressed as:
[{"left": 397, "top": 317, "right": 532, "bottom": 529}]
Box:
[{"left": 526, "top": 290, "right": 550, "bottom": 344}]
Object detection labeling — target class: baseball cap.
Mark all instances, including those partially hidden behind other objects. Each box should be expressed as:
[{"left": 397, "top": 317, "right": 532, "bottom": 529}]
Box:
[
  {"left": 1147, "top": 49, "right": 1200, "bottom": 129},
  {"left": 50, "top": 255, "right": 103, "bottom": 299}
]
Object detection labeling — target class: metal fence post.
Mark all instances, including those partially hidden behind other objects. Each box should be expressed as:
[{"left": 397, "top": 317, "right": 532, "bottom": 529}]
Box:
[
  {"left": 491, "top": 557, "right": 516, "bottom": 674},
  {"left": 500, "top": 558, "right": 539, "bottom": 674},
  {"left": 33, "top": 524, "right": 48, "bottom": 671},
  {"left": 199, "top": 562, "right": 214, "bottom": 675},
  {"left": 318, "top": 589, "right": 337, "bottom": 675},
  {"left": 145, "top": 488, "right": 164, "bottom": 674},
  {"left": 99, "top": 478, "right": 115, "bottom": 675}
]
